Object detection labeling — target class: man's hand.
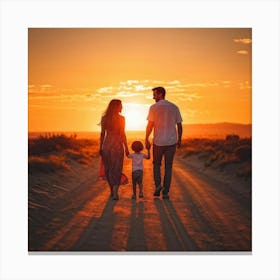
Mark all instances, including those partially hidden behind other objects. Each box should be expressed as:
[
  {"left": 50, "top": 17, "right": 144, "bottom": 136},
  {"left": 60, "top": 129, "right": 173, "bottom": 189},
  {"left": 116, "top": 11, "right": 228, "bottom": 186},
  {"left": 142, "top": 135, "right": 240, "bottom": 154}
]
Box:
[
  {"left": 177, "top": 140, "right": 181, "bottom": 149},
  {"left": 145, "top": 139, "right": 151, "bottom": 150}
]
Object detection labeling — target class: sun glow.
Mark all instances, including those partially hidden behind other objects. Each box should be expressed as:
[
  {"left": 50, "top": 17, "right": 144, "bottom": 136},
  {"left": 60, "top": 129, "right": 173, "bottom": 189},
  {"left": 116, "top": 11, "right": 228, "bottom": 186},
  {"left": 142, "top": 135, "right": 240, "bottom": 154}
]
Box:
[{"left": 122, "top": 103, "right": 149, "bottom": 131}]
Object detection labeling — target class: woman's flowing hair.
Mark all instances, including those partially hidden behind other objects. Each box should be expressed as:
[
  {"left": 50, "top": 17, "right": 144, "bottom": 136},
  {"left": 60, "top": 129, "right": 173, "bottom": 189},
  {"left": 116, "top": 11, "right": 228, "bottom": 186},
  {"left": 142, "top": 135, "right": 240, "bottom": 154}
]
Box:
[{"left": 101, "top": 99, "right": 122, "bottom": 130}]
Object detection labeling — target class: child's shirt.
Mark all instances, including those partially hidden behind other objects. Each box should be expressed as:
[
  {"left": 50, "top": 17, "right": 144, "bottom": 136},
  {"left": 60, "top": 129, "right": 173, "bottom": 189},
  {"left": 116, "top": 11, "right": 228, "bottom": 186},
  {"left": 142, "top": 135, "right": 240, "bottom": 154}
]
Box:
[{"left": 127, "top": 152, "right": 149, "bottom": 172}]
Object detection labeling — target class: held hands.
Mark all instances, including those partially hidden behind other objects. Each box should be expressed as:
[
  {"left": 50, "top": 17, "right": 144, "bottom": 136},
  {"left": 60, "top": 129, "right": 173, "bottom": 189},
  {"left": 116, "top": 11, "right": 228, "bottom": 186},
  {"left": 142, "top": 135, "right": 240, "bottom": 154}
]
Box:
[
  {"left": 125, "top": 148, "right": 130, "bottom": 157},
  {"left": 145, "top": 139, "right": 151, "bottom": 150}
]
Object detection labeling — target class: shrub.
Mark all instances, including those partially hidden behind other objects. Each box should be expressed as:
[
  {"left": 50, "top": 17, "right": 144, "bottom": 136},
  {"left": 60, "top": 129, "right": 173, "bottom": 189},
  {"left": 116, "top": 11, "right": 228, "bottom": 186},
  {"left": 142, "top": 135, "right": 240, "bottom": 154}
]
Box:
[
  {"left": 226, "top": 134, "right": 240, "bottom": 142},
  {"left": 28, "top": 134, "right": 80, "bottom": 156},
  {"left": 234, "top": 145, "right": 251, "bottom": 161}
]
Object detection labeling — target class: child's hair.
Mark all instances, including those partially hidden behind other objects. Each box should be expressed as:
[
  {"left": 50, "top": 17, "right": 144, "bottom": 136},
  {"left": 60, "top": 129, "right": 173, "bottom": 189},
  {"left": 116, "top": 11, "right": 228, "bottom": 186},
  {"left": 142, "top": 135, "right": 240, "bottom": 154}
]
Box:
[{"left": 131, "top": 141, "right": 144, "bottom": 153}]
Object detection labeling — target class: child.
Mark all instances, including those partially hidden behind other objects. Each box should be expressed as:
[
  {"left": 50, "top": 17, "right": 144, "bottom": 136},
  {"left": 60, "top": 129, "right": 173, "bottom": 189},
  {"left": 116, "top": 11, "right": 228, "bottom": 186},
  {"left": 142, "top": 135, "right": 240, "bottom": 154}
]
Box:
[{"left": 127, "top": 141, "right": 150, "bottom": 199}]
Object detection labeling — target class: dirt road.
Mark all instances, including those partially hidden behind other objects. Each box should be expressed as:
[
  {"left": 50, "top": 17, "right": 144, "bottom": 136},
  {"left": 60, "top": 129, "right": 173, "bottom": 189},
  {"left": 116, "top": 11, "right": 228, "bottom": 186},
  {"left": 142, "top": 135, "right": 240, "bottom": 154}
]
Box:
[{"left": 30, "top": 156, "right": 251, "bottom": 252}]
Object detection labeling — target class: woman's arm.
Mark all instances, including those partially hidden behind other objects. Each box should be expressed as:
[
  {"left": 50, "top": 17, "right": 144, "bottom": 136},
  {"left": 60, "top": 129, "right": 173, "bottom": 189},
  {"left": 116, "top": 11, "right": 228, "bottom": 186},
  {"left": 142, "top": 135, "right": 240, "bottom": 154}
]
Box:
[
  {"left": 99, "top": 120, "right": 105, "bottom": 156},
  {"left": 121, "top": 117, "right": 129, "bottom": 156}
]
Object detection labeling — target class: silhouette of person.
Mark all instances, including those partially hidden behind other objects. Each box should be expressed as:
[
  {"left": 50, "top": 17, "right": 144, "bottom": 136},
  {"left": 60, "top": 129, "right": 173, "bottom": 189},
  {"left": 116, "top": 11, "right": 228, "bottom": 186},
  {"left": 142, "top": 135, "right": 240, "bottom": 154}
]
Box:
[
  {"left": 99, "top": 99, "right": 129, "bottom": 200},
  {"left": 127, "top": 140, "right": 151, "bottom": 199},
  {"left": 145, "top": 87, "right": 183, "bottom": 199}
]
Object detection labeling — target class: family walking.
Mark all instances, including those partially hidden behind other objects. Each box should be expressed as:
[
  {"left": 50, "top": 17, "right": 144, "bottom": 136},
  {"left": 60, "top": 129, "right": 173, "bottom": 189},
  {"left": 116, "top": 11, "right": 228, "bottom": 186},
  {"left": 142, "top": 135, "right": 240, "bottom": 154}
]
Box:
[{"left": 99, "top": 87, "right": 183, "bottom": 200}]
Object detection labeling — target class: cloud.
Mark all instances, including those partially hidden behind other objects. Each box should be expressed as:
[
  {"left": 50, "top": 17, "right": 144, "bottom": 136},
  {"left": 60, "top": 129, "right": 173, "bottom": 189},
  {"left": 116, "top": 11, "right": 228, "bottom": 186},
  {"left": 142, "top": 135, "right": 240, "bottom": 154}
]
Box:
[
  {"left": 29, "top": 79, "right": 235, "bottom": 111},
  {"left": 221, "top": 81, "right": 231, "bottom": 88},
  {"left": 169, "top": 92, "right": 202, "bottom": 102},
  {"left": 239, "top": 81, "right": 251, "bottom": 90},
  {"left": 116, "top": 92, "right": 141, "bottom": 98},
  {"left": 233, "top": 38, "right": 252, "bottom": 44},
  {"left": 237, "top": 50, "right": 248, "bottom": 55},
  {"left": 97, "top": 86, "right": 113, "bottom": 94},
  {"left": 184, "top": 82, "right": 219, "bottom": 88},
  {"left": 28, "top": 84, "right": 56, "bottom": 94},
  {"left": 120, "top": 80, "right": 139, "bottom": 86},
  {"left": 93, "top": 79, "right": 233, "bottom": 103}
]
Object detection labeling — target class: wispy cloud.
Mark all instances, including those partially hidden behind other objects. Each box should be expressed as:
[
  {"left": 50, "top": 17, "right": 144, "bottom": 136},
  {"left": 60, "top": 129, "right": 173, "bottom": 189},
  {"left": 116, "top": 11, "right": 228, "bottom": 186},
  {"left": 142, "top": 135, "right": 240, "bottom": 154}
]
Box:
[
  {"left": 239, "top": 81, "right": 251, "bottom": 90},
  {"left": 233, "top": 38, "right": 252, "bottom": 44},
  {"left": 237, "top": 50, "right": 248, "bottom": 55},
  {"left": 29, "top": 79, "right": 236, "bottom": 111},
  {"left": 28, "top": 84, "right": 56, "bottom": 94},
  {"left": 116, "top": 92, "right": 141, "bottom": 98},
  {"left": 170, "top": 92, "right": 202, "bottom": 102},
  {"left": 179, "top": 82, "right": 219, "bottom": 88},
  {"left": 97, "top": 86, "right": 114, "bottom": 94}
]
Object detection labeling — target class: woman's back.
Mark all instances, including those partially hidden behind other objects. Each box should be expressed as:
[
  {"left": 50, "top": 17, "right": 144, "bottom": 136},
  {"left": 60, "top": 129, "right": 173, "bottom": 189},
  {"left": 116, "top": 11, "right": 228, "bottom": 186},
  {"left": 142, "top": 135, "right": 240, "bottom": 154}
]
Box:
[{"left": 102, "top": 114, "right": 124, "bottom": 142}]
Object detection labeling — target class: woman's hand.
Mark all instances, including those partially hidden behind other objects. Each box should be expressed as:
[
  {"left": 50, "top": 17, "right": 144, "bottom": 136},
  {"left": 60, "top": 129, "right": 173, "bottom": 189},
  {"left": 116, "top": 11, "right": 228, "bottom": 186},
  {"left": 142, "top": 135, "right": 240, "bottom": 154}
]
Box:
[{"left": 125, "top": 149, "right": 130, "bottom": 156}]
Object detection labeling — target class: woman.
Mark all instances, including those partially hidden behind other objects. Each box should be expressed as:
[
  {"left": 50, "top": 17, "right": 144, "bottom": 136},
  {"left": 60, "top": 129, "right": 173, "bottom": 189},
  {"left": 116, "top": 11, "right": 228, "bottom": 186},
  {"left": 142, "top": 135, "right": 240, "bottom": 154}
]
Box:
[{"left": 99, "top": 99, "right": 129, "bottom": 200}]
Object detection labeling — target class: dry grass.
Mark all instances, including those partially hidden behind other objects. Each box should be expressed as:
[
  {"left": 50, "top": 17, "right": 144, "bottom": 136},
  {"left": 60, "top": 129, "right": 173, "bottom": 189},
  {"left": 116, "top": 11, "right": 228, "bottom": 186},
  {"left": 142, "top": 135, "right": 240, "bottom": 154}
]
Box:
[
  {"left": 28, "top": 134, "right": 99, "bottom": 174},
  {"left": 178, "top": 135, "right": 252, "bottom": 179},
  {"left": 28, "top": 154, "right": 71, "bottom": 174}
]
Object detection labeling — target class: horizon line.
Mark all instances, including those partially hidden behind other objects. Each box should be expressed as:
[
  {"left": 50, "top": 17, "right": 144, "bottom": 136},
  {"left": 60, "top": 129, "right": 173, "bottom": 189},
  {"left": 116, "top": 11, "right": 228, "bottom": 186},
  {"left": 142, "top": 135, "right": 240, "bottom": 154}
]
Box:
[{"left": 28, "top": 122, "right": 252, "bottom": 133}]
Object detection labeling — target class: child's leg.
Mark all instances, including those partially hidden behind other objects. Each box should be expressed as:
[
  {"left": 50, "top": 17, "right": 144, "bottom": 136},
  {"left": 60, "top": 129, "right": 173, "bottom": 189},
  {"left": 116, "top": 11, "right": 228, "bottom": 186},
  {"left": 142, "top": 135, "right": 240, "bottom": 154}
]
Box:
[
  {"left": 132, "top": 172, "right": 137, "bottom": 199},
  {"left": 139, "top": 171, "right": 144, "bottom": 197},
  {"left": 139, "top": 183, "right": 144, "bottom": 198},
  {"left": 132, "top": 183, "right": 137, "bottom": 196}
]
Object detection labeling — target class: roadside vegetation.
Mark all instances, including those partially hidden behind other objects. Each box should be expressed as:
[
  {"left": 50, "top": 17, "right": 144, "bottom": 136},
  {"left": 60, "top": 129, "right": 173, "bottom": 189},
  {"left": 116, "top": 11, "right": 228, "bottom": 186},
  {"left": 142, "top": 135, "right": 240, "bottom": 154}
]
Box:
[
  {"left": 28, "top": 134, "right": 99, "bottom": 174},
  {"left": 178, "top": 134, "right": 251, "bottom": 180}
]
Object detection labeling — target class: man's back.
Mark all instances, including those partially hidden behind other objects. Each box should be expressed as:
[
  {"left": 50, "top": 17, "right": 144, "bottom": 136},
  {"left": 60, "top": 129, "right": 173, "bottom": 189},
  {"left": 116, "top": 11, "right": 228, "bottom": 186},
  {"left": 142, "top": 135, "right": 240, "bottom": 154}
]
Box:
[{"left": 147, "top": 99, "right": 182, "bottom": 146}]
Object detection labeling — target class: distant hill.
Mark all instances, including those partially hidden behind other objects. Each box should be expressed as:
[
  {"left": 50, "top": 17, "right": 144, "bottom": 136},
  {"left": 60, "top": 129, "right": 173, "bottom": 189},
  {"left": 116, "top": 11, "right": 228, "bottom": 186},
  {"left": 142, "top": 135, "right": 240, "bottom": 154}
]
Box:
[{"left": 183, "top": 123, "right": 252, "bottom": 138}]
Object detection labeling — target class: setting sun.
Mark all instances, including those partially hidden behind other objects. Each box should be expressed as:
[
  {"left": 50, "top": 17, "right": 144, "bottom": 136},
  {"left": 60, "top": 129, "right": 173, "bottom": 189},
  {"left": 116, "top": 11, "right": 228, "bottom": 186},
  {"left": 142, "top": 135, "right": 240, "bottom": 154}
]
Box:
[{"left": 122, "top": 103, "right": 149, "bottom": 131}]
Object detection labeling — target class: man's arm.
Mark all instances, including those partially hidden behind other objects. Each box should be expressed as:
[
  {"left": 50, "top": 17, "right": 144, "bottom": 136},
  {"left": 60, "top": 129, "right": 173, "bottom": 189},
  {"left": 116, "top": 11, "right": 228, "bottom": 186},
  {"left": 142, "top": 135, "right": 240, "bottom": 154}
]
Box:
[
  {"left": 177, "top": 122, "right": 182, "bottom": 148},
  {"left": 145, "top": 121, "right": 154, "bottom": 149}
]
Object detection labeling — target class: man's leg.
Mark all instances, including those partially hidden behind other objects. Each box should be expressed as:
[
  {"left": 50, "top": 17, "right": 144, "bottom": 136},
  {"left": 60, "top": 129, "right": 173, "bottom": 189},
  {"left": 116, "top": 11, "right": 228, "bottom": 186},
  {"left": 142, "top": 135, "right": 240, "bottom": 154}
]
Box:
[
  {"left": 163, "top": 144, "right": 176, "bottom": 195},
  {"left": 153, "top": 144, "right": 164, "bottom": 195}
]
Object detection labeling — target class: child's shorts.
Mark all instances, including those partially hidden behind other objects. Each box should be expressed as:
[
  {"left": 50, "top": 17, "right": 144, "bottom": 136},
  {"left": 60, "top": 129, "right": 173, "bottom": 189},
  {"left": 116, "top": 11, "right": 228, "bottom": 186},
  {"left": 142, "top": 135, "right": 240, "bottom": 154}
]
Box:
[{"left": 132, "top": 170, "right": 143, "bottom": 185}]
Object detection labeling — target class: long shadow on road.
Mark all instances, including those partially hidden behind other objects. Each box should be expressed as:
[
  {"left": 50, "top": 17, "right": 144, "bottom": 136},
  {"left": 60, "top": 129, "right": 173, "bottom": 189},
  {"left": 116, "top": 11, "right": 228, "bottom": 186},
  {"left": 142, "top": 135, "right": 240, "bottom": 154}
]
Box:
[
  {"left": 154, "top": 198, "right": 198, "bottom": 251},
  {"left": 126, "top": 201, "right": 148, "bottom": 251},
  {"left": 71, "top": 197, "right": 117, "bottom": 251}
]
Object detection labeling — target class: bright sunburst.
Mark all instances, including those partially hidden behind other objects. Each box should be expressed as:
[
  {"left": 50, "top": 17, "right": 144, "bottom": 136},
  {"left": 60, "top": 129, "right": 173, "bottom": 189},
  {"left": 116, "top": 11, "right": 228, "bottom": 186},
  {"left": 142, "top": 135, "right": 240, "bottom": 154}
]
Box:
[{"left": 122, "top": 103, "right": 149, "bottom": 131}]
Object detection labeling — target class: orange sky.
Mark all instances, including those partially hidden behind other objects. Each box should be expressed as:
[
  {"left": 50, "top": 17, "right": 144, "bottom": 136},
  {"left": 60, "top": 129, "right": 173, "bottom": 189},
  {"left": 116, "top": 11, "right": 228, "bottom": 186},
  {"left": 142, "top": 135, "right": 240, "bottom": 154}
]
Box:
[{"left": 28, "top": 28, "right": 251, "bottom": 131}]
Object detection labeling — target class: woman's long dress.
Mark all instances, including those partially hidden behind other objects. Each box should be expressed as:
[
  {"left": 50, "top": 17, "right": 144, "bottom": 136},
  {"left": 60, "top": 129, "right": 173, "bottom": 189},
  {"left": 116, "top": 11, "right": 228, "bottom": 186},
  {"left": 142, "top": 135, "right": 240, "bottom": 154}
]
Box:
[{"left": 101, "top": 116, "right": 125, "bottom": 187}]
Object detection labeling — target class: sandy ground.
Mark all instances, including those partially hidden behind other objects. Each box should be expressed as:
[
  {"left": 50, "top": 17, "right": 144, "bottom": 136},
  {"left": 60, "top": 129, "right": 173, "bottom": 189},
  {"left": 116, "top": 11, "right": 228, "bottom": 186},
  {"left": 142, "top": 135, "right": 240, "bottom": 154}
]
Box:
[{"left": 28, "top": 154, "right": 251, "bottom": 252}]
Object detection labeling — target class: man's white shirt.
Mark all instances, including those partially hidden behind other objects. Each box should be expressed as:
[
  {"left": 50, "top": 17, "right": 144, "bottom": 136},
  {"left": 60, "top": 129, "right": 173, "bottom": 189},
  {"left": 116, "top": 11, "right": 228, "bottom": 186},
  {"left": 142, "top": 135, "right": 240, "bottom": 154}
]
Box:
[{"left": 147, "top": 99, "right": 183, "bottom": 146}]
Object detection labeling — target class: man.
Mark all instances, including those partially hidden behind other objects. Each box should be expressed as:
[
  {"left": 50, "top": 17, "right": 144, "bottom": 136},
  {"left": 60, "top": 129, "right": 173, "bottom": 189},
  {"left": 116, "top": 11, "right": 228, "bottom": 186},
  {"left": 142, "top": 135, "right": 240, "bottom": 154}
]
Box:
[{"left": 145, "top": 86, "right": 183, "bottom": 199}]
